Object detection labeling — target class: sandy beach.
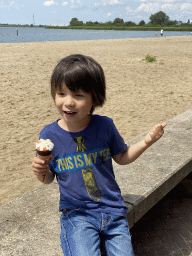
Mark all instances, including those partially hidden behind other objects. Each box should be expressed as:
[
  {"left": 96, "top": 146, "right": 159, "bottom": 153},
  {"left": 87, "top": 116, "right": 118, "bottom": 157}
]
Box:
[{"left": 1, "top": 36, "right": 192, "bottom": 206}]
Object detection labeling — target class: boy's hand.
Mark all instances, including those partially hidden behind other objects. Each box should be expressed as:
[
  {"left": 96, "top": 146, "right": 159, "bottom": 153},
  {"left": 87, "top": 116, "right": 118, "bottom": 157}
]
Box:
[
  {"left": 32, "top": 156, "right": 54, "bottom": 179},
  {"left": 144, "top": 123, "right": 166, "bottom": 146}
]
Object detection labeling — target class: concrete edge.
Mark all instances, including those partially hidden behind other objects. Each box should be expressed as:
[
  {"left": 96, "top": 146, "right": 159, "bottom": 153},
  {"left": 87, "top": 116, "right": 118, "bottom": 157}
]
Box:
[{"left": 125, "top": 156, "right": 192, "bottom": 229}]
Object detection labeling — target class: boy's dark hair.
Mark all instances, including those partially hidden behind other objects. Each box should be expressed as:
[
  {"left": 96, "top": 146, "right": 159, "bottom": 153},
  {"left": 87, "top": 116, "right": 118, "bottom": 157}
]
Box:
[{"left": 51, "top": 54, "right": 106, "bottom": 114}]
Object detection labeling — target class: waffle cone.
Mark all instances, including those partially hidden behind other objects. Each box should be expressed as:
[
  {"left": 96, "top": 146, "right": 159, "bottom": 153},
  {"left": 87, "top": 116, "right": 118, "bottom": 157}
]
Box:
[{"left": 36, "top": 150, "right": 52, "bottom": 160}]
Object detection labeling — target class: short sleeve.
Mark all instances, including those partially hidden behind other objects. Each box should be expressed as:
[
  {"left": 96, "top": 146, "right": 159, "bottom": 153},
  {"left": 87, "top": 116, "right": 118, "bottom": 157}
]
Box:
[{"left": 107, "top": 119, "right": 128, "bottom": 156}]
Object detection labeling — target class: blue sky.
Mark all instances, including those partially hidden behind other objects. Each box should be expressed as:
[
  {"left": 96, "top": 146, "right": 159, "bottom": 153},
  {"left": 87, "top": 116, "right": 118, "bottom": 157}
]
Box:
[{"left": 0, "top": 0, "right": 192, "bottom": 25}]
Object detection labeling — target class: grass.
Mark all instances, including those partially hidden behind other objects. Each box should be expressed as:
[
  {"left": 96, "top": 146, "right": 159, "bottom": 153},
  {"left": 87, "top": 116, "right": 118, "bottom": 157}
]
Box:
[
  {"left": 44, "top": 25, "right": 192, "bottom": 32},
  {"left": 145, "top": 54, "right": 156, "bottom": 63}
]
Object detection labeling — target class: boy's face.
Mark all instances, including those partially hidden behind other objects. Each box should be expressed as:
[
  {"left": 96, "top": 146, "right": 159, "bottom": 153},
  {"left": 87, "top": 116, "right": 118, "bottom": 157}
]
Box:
[{"left": 54, "top": 83, "right": 93, "bottom": 132}]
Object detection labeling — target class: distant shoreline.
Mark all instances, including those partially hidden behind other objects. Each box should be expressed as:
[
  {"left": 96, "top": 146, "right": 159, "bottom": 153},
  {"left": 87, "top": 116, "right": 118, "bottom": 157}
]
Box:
[
  {"left": 1, "top": 24, "right": 192, "bottom": 32},
  {"left": 45, "top": 26, "right": 192, "bottom": 32}
]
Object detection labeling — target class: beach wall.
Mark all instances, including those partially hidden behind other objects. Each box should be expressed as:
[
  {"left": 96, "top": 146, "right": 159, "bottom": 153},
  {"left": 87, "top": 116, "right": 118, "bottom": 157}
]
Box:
[
  {"left": 114, "top": 109, "right": 192, "bottom": 228},
  {"left": 1, "top": 109, "right": 192, "bottom": 255}
]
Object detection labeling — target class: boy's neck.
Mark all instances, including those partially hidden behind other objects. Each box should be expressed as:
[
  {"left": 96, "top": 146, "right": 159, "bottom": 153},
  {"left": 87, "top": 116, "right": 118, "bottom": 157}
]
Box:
[{"left": 58, "top": 115, "right": 91, "bottom": 133}]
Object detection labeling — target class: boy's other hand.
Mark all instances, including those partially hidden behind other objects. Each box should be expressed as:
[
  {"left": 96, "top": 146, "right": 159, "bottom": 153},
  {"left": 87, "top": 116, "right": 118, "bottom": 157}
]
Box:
[{"left": 144, "top": 123, "right": 166, "bottom": 146}]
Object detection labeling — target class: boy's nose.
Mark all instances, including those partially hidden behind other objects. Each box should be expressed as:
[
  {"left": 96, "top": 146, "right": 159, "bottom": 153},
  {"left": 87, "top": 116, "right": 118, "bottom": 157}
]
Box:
[{"left": 65, "top": 95, "right": 75, "bottom": 106}]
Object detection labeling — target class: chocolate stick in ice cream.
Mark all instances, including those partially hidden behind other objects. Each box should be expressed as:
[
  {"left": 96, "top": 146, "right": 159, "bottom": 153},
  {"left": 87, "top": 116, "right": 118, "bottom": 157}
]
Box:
[{"left": 36, "top": 139, "right": 54, "bottom": 182}]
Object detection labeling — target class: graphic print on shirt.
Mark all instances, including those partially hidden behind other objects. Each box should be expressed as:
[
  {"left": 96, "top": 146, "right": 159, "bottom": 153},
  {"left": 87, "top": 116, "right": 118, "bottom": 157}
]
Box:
[
  {"left": 74, "top": 136, "right": 102, "bottom": 202},
  {"left": 54, "top": 147, "right": 111, "bottom": 173}
]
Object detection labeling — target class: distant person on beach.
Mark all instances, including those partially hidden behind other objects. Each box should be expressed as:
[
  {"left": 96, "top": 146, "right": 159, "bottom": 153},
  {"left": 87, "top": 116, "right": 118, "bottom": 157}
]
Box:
[
  {"left": 32, "top": 54, "right": 166, "bottom": 256},
  {"left": 161, "top": 29, "right": 163, "bottom": 36}
]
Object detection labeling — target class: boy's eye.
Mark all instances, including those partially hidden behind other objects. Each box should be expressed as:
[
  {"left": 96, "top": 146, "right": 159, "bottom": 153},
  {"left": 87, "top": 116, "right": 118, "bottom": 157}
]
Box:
[
  {"left": 75, "top": 89, "right": 86, "bottom": 97},
  {"left": 58, "top": 92, "right": 65, "bottom": 96}
]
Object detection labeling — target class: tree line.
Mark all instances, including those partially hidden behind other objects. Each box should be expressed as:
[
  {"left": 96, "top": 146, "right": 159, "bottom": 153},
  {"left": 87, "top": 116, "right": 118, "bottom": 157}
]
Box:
[{"left": 69, "top": 11, "right": 191, "bottom": 27}]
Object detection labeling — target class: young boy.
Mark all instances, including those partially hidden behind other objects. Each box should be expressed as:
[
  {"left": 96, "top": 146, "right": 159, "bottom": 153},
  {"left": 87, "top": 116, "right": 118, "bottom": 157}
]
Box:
[{"left": 32, "top": 54, "right": 166, "bottom": 256}]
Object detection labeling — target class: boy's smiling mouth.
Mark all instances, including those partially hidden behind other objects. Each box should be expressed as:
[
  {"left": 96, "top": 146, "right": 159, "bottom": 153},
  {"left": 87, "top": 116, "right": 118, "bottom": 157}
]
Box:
[{"left": 63, "top": 110, "right": 77, "bottom": 117}]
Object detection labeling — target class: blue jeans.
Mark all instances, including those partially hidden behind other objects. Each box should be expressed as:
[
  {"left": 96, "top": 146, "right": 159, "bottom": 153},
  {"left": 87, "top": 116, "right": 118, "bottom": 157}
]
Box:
[{"left": 60, "top": 208, "right": 135, "bottom": 256}]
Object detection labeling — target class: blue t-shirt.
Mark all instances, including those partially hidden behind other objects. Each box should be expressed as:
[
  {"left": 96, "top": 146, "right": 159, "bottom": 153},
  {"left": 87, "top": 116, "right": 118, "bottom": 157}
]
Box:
[{"left": 39, "top": 114, "right": 128, "bottom": 216}]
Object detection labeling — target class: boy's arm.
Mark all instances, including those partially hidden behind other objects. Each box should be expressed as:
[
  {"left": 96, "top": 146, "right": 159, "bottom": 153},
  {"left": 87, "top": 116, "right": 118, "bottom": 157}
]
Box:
[{"left": 113, "top": 123, "right": 166, "bottom": 165}]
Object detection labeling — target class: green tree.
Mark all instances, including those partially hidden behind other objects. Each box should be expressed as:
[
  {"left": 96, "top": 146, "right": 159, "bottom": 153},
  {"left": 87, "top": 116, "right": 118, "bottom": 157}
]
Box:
[
  {"left": 164, "top": 20, "right": 177, "bottom": 26},
  {"left": 139, "top": 20, "right": 145, "bottom": 26},
  {"left": 104, "top": 21, "right": 113, "bottom": 26},
  {"left": 151, "top": 21, "right": 159, "bottom": 27},
  {"left": 149, "top": 11, "right": 169, "bottom": 25},
  {"left": 125, "top": 21, "right": 136, "bottom": 26},
  {"left": 70, "top": 18, "right": 83, "bottom": 26},
  {"left": 86, "top": 21, "right": 94, "bottom": 26},
  {"left": 77, "top": 21, "right": 83, "bottom": 26},
  {"left": 70, "top": 18, "right": 78, "bottom": 26},
  {"left": 113, "top": 17, "right": 124, "bottom": 25}
]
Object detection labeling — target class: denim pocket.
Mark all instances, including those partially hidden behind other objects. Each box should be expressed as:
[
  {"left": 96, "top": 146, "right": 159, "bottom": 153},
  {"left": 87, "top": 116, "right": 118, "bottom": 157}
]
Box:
[
  {"left": 61, "top": 208, "right": 82, "bottom": 228},
  {"left": 62, "top": 207, "right": 81, "bottom": 216}
]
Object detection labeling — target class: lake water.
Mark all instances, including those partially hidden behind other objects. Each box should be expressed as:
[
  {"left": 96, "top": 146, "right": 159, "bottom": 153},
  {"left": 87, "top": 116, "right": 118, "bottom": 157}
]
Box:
[{"left": 0, "top": 27, "right": 191, "bottom": 43}]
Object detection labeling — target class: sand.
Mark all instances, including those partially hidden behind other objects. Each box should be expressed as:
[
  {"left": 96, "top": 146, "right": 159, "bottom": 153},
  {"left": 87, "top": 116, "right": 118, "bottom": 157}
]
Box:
[{"left": 1, "top": 36, "right": 192, "bottom": 206}]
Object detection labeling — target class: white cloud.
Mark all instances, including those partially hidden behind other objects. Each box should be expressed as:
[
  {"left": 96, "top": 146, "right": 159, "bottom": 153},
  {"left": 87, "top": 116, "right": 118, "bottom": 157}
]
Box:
[
  {"left": 180, "top": 3, "right": 192, "bottom": 11},
  {"left": 0, "top": 1, "right": 18, "bottom": 10},
  {"left": 95, "top": 0, "right": 123, "bottom": 6},
  {"left": 164, "top": 0, "right": 179, "bottom": 2},
  {"left": 160, "top": 3, "right": 192, "bottom": 14},
  {"left": 44, "top": 0, "right": 58, "bottom": 6},
  {"left": 10, "top": 1, "right": 15, "bottom": 7},
  {"left": 137, "top": 1, "right": 192, "bottom": 14},
  {"left": 126, "top": 6, "right": 134, "bottom": 13},
  {"left": 61, "top": 2, "right": 68, "bottom": 6},
  {"left": 107, "top": 12, "right": 112, "bottom": 16},
  {"left": 104, "top": 0, "right": 122, "bottom": 3},
  {"left": 139, "top": 0, "right": 179, "bottom": 2},
  {"left": 0, "top": 1, "right": 5, "bottom": 9},
  {"left": 71, "top": 0, "right": 82, "bottom": 8},
  {"left": 135, "top": 3, "right": 160, "bottom": 13},
  {"left": 161, "top": 3, "right": 179, "bottom": 11}
]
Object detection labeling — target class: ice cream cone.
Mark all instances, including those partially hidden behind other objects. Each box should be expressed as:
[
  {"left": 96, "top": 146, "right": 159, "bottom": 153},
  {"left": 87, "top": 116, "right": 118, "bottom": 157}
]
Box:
[{"left": 36, "top": 139, "right": 54, "bottom": 182}]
